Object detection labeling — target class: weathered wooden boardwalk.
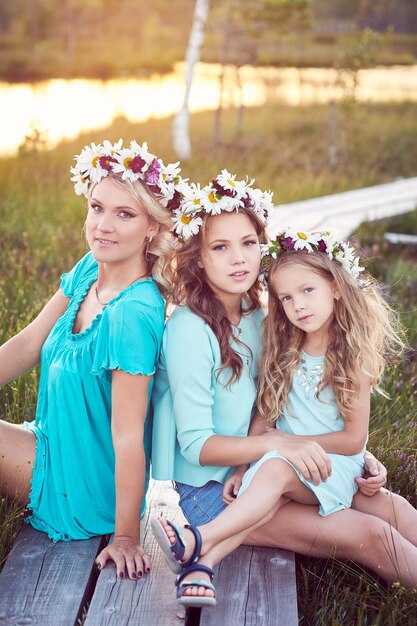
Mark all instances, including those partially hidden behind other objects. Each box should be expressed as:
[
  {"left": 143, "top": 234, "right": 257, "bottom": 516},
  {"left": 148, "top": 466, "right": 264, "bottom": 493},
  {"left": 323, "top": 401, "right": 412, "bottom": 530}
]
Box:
[
  {"left": 0, "top": 480, "right": 298, "bottom": 626},
  {"left": 268, "top": 176, "right": 417, "bottom": 239}
]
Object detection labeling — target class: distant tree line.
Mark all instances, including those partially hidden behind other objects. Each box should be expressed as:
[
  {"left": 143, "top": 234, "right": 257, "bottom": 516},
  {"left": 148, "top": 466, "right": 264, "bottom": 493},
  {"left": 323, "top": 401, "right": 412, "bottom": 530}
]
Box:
[{"left": 0, "top": 0, "right": 416, "bottom": 81}]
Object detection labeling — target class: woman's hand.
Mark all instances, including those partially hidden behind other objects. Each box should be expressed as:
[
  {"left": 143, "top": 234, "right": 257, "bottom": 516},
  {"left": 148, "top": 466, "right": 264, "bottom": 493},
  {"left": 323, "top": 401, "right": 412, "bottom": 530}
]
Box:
[
  {"left": 355, "top": 451, "right": 387, "bottom": 496},
  {"left": 262, "top": 430, "right": 332, "bottom": 485},
  {"left": 222, "top": 465, "right": 249, "bottom": 504},
  {"left": 95, "top": 536, "right": 151, "bottom": 580}
]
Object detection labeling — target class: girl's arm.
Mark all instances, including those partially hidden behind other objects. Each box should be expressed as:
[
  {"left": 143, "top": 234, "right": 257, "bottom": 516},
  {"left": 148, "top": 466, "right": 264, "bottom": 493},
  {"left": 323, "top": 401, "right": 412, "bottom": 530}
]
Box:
[
  {"left": 0, "top": 289, "right": 69, "bottom": 385},
  {"left": 274, "top": 369, "right": 371, "bottom": 456},
  {"left": 205, "top": 410, "right": 332, "bottom": 491},
  {"left": 95, "top": 371, "right": 151, "bottom": 580}
]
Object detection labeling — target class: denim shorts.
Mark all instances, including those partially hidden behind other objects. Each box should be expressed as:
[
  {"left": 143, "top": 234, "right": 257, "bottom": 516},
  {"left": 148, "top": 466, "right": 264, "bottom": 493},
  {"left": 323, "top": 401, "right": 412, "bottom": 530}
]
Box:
[{"left": 174, "top": 480, "right": 227, "bottom": 526}]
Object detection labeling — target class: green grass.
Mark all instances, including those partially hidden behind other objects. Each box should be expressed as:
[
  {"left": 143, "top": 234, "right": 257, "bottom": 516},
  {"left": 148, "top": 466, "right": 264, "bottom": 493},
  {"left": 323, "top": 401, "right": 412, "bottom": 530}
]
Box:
[{"left": 0, "top": 101, "right": 416, "bottom": 622}]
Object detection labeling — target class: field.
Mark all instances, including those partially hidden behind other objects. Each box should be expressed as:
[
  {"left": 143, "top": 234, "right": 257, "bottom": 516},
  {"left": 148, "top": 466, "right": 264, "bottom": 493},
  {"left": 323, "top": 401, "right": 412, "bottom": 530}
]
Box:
[{"left": 0, "top": 100, "right": 416, "bottom": 623}]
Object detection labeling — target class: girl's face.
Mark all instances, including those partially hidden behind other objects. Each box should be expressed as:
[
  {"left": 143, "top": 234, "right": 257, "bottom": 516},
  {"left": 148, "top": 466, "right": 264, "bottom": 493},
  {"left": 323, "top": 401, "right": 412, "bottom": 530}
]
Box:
[
  {"left": 85, "top": 177, "right": 158, "bottom": 266},
  {"left": 271, "top": 263, "right": 338, "bottom": 339},
  {"left": 198, "top": 211, "right": 262, "bottom": 303}
]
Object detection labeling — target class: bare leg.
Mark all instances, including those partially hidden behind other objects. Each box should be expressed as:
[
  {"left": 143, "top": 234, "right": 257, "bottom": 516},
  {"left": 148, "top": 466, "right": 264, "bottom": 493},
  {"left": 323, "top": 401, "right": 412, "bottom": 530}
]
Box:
[
  {"left": 198, "top": 459, "right": 316, "bottom": 553},
  {"left": 0, "top": 420, "right": 36, "bottom": 503},
  {"left": 244, "top": 501, "right": 417, "bottom": 588},
  {"left": 161, "top": 459, "right": 316, "bottom": 599},
  {"left": 352, "top": 489, "right": 417, "bottom": 546}
]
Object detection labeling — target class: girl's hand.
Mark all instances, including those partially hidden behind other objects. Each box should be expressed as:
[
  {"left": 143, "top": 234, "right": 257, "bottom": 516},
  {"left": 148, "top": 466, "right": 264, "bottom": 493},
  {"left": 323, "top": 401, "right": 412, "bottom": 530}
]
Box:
[
  {"left": 222, "top": 466, "right": 249, "bottom": 504},
  {"left": 95, "top": 536, "right": 151, "bottom": 580},
  {"left": 263, "top": 431, "right": 332, "bottom": 485},
  {"left": 355, "top": 452, "right": 387, "bottom": 496}
]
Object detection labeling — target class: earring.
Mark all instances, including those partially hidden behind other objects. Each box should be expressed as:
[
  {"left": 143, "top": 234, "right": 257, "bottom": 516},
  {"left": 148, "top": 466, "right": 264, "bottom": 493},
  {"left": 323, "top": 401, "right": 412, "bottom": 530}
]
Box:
[{"left": 145, "top": 235, "right": 154, "bottom": 261}]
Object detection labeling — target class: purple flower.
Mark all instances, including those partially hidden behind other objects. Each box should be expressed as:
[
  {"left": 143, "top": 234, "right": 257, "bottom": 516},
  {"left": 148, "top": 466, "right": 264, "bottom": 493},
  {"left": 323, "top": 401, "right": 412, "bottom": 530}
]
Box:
[
  {"left": 211, "top": 179, "right": 235, "bottom": 198},
  {"left": 129, "top": 155, "right": 146, "bottom": 173},
  {"left": 241, "top": 193, "right": 253, "bottom": 208},
  {"left": 145, "top": 158, "right": 161, "bottom": 185},
  {"left": 99, "top": 155, "right": 116, "bottom": 171},
  {"left": 281, "top": 236, "right": 295, "bottom": 251},
  {"left": 167, "top": 189, "right": 182, "bottom": 212},
  {"left": 318, "top": 239, "right": 327, "bottom": 253}
]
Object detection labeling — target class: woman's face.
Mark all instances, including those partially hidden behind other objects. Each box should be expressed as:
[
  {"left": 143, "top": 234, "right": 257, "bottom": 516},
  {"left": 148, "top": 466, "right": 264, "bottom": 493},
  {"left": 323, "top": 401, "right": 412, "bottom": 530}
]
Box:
[
  {"left": 85, "top": 177, "right": 158, "bottom": 266},
  {"left": 198, "top": 211, "right": 262, "bottom": 303}
]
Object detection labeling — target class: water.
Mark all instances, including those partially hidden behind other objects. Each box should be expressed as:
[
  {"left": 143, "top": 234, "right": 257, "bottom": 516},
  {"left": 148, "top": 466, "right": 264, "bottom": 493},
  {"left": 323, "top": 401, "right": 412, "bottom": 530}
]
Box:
[{"left": 1, "top": 62, "right": 416, "bottom": 156}]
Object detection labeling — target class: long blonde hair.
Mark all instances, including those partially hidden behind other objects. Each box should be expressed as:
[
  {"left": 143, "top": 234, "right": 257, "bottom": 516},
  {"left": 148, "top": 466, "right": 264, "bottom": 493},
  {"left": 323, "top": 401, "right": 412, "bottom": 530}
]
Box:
[
  {"left": 171, "top": 208, "right": 267, "bottom": 386},
  {"left": 258, "top": 251, "right": 406, "bottom": 422},
  {"left": 89, "top": 174, "right": 174, "bottom": 293}
]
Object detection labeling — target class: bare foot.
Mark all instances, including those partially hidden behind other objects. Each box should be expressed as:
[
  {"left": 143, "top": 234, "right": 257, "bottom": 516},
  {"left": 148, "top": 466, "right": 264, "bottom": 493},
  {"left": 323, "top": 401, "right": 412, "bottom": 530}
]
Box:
[{"left": 158, "top": 518, "right": 197, "bottom": 564}]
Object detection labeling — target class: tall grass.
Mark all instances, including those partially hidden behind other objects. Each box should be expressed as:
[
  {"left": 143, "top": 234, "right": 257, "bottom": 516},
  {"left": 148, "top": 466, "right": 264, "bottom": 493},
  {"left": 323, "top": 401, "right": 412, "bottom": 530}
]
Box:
[{"left": 0, "top": 101, "right": 416, "bottom": 621}]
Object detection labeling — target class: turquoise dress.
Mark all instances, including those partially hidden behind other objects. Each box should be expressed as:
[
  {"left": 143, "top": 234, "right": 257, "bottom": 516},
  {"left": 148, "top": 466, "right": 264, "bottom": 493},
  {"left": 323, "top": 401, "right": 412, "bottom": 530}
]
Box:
[
  {"left": 23, "top": 252, "right": 165, "bottom": 541},
  {"left": 240, "top": 351, "right": 365, "bottom": 516},
  {"left": 151, "top": 305, "right": 264, "bottom": 486}
]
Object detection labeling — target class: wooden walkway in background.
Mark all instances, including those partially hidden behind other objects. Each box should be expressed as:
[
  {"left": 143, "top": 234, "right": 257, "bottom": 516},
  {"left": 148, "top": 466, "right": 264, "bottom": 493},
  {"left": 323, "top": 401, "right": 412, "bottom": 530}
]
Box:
[
  {"left": 0, "top": 480, "right": 298, "bottom": 626},
  {"left": 267, "top": 176, "right": 417, "bottom": 239}
]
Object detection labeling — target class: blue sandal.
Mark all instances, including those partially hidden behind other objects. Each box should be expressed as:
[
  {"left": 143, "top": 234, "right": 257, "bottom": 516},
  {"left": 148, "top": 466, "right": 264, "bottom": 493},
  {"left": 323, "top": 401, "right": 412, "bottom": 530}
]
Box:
[
  {"left": 176, "top": 564, "right": 216, "bottom": 607},
  {"left": 151, "top": 517, "right": 203, "bottom": 574}
]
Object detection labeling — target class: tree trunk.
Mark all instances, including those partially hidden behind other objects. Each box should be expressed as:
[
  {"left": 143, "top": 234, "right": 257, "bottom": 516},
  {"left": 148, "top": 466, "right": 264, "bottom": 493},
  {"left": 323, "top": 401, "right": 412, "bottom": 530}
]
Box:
[{"left": 172, "top": 0, "right": 210, "bottom": 160}]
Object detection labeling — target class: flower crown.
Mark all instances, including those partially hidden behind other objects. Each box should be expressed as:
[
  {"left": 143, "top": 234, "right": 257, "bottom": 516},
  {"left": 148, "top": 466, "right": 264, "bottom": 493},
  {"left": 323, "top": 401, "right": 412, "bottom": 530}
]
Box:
[
  {"left": 170, "top": 169, "right": 273, "bottom": 242},
  {"left": 260, "top": 228, "right": 365, "bottom": 282},
  {"left": 70, "top": 139, "right": 184, "bottom": 210}
]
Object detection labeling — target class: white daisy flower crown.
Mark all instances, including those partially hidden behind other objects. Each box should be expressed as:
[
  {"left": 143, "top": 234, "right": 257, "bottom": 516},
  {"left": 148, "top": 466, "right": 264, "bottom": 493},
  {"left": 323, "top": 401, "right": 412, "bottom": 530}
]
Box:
[
  {"left": 170, "top": 169, "right": 273, "bottom": 242},
  {"left": 70, "top": 139, "right": 185, "bottom": 211},
  {"left": 260, "top": 228, "right": 365, "bottom": 283}
]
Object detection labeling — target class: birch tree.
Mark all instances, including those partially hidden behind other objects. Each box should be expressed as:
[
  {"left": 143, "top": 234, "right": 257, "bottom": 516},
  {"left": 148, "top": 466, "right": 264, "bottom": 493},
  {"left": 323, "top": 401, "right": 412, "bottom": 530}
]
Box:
[{"left": 172, "top": 0, "right": 210, "bottom": 160}]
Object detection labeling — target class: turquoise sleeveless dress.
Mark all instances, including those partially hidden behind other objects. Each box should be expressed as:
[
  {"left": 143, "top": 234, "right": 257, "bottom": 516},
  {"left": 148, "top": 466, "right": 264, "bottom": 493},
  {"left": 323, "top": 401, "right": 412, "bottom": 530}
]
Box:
[
  {"left": 23, "top": 252, "right": 165, "bottom": 541},
  {"left": 240, "top": 351, "right": 365, "bottom": 516}
]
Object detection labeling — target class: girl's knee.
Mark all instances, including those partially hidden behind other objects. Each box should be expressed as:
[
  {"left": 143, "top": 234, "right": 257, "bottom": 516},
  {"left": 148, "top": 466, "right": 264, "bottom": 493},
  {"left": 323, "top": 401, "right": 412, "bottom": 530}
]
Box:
[{"left": 257, "top": 458, "right": 296, "bottom": 488}]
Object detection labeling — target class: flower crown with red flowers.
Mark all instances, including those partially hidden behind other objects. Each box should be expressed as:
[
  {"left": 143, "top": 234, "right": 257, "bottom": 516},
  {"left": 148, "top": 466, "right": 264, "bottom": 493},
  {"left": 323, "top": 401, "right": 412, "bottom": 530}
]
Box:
[
  {"left": 170, "top": 169, "right": 273, "bottom": 243},
  {"left": 70, "top": 139, "right": 185, "bottom": 211}
]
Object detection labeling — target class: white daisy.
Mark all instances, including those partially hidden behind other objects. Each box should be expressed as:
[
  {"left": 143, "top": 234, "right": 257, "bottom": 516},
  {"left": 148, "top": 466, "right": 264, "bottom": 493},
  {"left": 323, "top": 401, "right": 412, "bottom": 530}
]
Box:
[
  {"left": 172, "top": 209, "right": 203, "bottom": 239},
  {"left": 247, "top": 188, "right": 274, "bottom": 222},
  {"left": 70, "top": 167, "right": 90, "bottom": 197},
  {"left": 112, "top": 146, "right": 147, "bottom": 181},
  {"left": 101, "top": 138, "right": 123, "bottom": 156},
  {"left": 284, "top": 228, "right": 323, "bottom": 252},
  {"left": 216, "top": 169, "right": 247, "bottom": 198},
  {"left": 75, "top": 143, "right": 108, "bottom": 183},
  {"left": 202, "top": 185, "right": 241, "bottom": 215}
]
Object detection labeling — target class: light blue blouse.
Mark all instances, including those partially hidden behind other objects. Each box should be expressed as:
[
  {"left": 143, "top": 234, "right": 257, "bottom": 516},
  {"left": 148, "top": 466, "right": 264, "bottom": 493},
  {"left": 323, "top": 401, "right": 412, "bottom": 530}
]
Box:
[
  {"left": 24, "top": 252, "right": 165, "bottom": 541},
  {"left": 151, "top": 305, "right": 264, "bottom": 486}
]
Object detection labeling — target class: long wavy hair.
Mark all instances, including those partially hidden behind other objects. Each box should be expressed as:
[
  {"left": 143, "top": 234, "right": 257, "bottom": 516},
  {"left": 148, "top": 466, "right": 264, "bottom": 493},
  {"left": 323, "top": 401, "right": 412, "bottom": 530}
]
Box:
[
  {"left": 171, "top": 208, "right": 267, "bottom": 386},
  {"left": 258, "top": 251, "right": 406, "bottom": 422},
  {"left": 88, "top": 174, "right": 174, "bottom": 294}
]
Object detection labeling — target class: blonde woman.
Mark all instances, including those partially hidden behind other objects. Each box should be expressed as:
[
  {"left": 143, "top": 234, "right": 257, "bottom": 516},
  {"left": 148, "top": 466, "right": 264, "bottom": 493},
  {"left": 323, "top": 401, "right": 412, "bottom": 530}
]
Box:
[{"left": 0, "top": 140, "right": 181, "bottom": 580}]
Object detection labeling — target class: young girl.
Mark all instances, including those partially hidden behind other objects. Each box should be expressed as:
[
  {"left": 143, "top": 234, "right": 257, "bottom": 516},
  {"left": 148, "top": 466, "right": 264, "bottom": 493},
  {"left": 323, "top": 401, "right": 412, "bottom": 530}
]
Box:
[
  {"left": 0, "top": 139, "right": 183, "bottom": 579},
  {"left": 151, "top": 177, "right": 397, "bottom": 606}
]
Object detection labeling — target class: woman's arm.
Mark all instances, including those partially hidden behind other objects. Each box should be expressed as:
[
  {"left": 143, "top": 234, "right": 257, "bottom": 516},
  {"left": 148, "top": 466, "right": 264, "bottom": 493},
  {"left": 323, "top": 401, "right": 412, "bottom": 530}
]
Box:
[
  {"left": 0, "top": 289, "right": 69, "bottom": 385},
  {"left": 95, "top": 370, "right": 151, "bottom": 580},
  {"left": 203, "top": 411, "right": 332, "bottom": 486}
]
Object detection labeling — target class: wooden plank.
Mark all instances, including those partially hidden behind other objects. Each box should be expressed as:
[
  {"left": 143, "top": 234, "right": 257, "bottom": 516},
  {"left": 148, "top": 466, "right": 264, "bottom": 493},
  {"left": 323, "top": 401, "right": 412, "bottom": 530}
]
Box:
[
  {"left": 0, "top": 523, "right": 105, "bottom": 626},
  {"left": 384, "top": 232, "right": 417, "bottom": 245},
  {"left": 200, "top": 546, "right": 298, "bottom": 626},
  {"left": 268, "top": 176, "right": 417, "bottom": 239},
  {"left": 85, "top": 480, "right": 186, "bottom": 626}
]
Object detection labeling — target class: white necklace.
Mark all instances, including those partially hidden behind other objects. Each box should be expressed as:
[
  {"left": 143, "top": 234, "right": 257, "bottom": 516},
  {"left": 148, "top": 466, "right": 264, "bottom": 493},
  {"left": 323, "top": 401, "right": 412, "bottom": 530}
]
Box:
[
  {"left": 95, "top": 272, "right": 148, "bottom": 306},
  {"left": 296, "top": 358, "right": 323, "bottom": 397}
]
